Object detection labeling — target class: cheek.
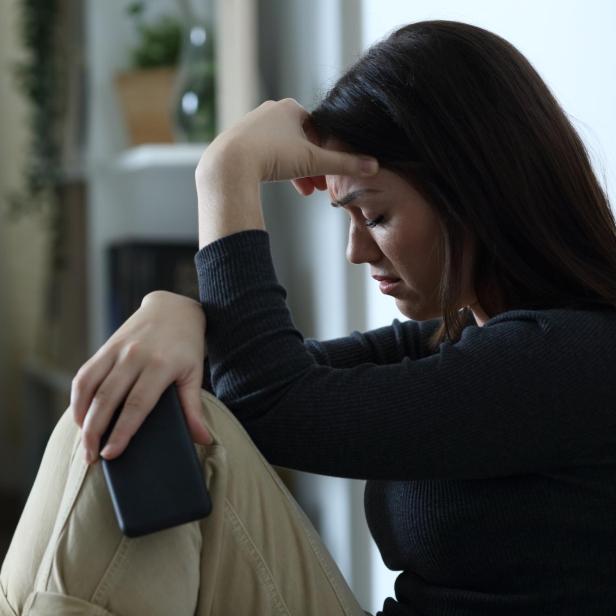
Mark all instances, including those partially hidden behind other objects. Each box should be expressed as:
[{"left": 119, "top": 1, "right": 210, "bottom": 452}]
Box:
[
  {"left": 386, "top": 223, "right": 442, "bottom": 280},
  {"left": 386, "top": 227, "right": 430, "bottom": 265}
]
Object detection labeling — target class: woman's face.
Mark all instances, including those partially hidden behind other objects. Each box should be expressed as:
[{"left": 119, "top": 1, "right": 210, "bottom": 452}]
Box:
[{"left": 324, "top": 141, "right": 477, "bottom": 320}]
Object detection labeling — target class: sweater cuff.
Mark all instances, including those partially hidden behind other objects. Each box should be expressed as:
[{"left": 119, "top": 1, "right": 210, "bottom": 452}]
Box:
[{"left": 194, "top": 229, "right": 276, "bottom": 306}]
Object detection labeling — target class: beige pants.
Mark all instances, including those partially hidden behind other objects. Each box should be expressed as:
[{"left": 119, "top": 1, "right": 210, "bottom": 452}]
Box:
[{"left": 0, "top": 390, "right": 368, "bottom": 615}]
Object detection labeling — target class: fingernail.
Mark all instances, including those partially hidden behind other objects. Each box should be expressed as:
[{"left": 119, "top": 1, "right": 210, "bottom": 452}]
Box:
[
  {"left": 100, "top": 444, "right": 114, "bottom": 458},
  {"left": 359, "top": 157, "right": 378, "bottom": 176}
]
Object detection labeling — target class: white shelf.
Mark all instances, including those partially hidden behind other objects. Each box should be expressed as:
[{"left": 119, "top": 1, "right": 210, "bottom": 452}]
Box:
[
  {"left": 114, "top": 143, "right": 209, "bottom": 173},
  {"left": 86, "top": 0, "right": 259, "bottom": 355}
]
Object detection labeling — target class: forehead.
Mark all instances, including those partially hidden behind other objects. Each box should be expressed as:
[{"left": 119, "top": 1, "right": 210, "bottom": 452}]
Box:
[
  {"left": 326, "top": 173, "right": 357, "bottom": 201},
  {"left": 323, "top": 137, "right": 393, "bottom": 201},
  {"left": 326, "top": 166, "right": 397, "bottom": 203},
  {"left": 322, "top": 138, "right": 355, "bottom": 199}
]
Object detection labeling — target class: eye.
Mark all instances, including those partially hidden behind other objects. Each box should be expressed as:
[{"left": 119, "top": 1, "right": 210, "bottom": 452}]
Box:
[{"left": 365, "top": 215, "right": 384, "bottom": 228}]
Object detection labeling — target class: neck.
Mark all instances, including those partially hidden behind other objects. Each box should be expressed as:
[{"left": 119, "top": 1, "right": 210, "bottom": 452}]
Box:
[{"left": 469, "top": 301, "right": 490, "bottom": 326}]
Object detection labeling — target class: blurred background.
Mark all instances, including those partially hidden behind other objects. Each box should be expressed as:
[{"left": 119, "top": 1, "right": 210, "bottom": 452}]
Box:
[{"left": 0, "top": 0, "right": 614, "bottom": 612}]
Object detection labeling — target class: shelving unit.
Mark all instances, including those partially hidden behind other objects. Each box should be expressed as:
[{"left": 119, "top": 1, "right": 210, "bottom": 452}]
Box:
[
  {"left": 85, "top": 0, "right": 259, "bottom": 354},
  {"left": 88, "top": 144, "right": 205, "bottom": 350},
  {"left": 113, "top": 143, "right": 206, "bottom": 172}
]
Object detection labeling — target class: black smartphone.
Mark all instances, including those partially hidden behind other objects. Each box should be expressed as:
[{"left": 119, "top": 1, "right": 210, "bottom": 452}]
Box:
[{"left": 99, "top": 383, "right": 212, "bottom": 537}]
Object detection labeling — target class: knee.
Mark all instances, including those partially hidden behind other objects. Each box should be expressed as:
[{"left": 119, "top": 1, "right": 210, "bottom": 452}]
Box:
[
  {"left": 48, "top": 406, "right": 82, "bottom": 459},
  {"left": 199, "top": 390, "right": 240, "bottom": 443},
  {"left": 198, "top": 390, "right": 259, "bottom": 457}
]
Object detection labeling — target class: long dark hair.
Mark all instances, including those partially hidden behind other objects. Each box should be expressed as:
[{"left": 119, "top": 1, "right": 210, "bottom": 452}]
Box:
[{"left": 310, "top": 20, "right": 616, "bottom": 351}]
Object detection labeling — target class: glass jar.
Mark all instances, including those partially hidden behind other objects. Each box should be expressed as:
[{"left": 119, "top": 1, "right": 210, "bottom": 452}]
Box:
[{"left": 171, "top": 10, "right": 216, "bottom": 143}]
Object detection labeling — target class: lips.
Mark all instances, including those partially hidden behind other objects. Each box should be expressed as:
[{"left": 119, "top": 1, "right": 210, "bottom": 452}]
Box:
[{"left": 372, "top": 274, "right": 402, "bottom": 296}]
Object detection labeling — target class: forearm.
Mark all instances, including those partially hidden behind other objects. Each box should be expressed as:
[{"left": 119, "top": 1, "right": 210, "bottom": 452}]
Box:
[
  {"left": 197, "top": 144, "right": 265, "bottom": 249},
  {"left": 195, "top": 99, "right": 376, "bottom": 249}
]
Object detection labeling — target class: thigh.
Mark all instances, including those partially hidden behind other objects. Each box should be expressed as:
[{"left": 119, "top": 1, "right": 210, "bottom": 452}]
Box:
[
  {"left": 1, "top": 406, "right": 202, "bottom": 616},
  {"left": 1, "top": 407, "right": 78, "bottom": 614},
  {"left": 1, "top": 391, "right": 368, "bottom": 616},
  {"left": 195, "top": 390, "right": 367, "bottom": 616}
]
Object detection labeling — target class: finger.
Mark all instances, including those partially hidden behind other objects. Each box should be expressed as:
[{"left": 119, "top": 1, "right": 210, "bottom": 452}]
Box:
[
  {"left": 291, "top": 175, "right": 328, "bottom": 195},
  {"left": 291, "top": 179, "right": 303, "bottom": 194},
  {"left": 80, "top": 353, "right": 142, "bottom": 463},
  {"left": 311, "top": 175, "right": 328, "bottom": 190},
  {"left": 282, "top": 97, "right": 308, "bottom": 120},
  {"left": 71, "top": 347, "right": 117, "bottom": 428},
  {"left": 176, "top": 381, "right": 214, "bottom": 446},
  {"left": 292, "top": 177, "right": 316, "bottom": 196},
  {"left": 307, "top": 143, "right": 379, "bottom": 178},
  {"left": 97, "top": 363, "right": 170, "bottom": 460}
]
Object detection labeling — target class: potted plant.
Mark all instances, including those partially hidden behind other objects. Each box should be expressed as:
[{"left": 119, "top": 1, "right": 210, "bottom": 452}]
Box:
[{"left": 115, "top": 2, "right": 183, "bottom": 145}]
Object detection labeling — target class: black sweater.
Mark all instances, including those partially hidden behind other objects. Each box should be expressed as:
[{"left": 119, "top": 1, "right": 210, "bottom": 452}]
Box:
[{"left": 194, "top": 229, "right": 616, "bottom": 615}]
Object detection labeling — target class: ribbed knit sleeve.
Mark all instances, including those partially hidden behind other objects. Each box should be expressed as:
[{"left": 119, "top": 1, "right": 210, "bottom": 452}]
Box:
[
  {"left": 194, "top": 229, "right": 616, "bottom": 481},
  {"left": 303, "top": 308, "right": 475, "bottom": 367}
]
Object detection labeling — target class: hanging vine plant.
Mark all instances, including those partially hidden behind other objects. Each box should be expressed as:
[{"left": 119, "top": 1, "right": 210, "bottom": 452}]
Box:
[{"left": 5, "top": 0, "right": 66, "bottom": 273}]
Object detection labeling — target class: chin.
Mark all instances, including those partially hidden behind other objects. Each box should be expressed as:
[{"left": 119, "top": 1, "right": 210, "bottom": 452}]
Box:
[{"left": 395, "top": 298, "right": 441, "bottom": 321}]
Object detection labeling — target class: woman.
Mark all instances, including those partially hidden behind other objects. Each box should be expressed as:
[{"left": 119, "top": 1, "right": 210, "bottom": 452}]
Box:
[{"left": 3, "top": 19, "right": 616, "bottom": 616}]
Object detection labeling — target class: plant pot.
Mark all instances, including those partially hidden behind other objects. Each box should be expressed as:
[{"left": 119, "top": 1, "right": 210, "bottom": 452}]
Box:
[{"left": 115, "top": 67, "right": 176, "bottom": 145}]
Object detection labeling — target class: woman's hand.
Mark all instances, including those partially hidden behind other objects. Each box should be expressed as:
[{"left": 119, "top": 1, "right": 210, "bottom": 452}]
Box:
[
  {"left": 197, "top": 98, "right": 378, "bottom": 186},
  {"left": 71, "top": 290, "right": 213, "bottom": 464},
  {"left": 195, "top": 98, "right": 379, "bottom": 247}
]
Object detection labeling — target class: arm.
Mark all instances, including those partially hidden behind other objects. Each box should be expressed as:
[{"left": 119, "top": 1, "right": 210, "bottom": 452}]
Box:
[
  {"left": 304, "top": 313, "right": 476, "bottom": 368},
  {"left": 195, "top": 231, "right": 608, "bottom": 481},
  {"left": 194, "top": 100, "right": 609, "bottom": 482},
  {"left": 196, "top": 99, "right": 377, "bottom": 249},
  {"left": 303, "top": 322, "right": 438, "bottom": 367},
  {"left": 200, "top": 284, "right": 446, "bottom": 389}
]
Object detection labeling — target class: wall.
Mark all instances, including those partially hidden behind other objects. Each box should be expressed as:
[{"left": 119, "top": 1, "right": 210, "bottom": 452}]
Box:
[
  {"left": 85, "top": 0, "right": 261, "bottom": 354},
  {"left": 258, "top": 0, "right": 373, "bottom": 608},
  {"left": 0, "top": 0, "right": 51, "bottom": 491}
]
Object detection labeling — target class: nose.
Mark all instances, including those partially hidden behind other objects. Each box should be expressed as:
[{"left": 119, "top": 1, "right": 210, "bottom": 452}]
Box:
[{"left": 346, "top": 220, "right": 382, "bottom": 265}]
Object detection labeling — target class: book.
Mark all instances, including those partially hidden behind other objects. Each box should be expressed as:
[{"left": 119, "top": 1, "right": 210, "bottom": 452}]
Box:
[{"left": 108, "top": 239, "right": 199, "bottom": 336}]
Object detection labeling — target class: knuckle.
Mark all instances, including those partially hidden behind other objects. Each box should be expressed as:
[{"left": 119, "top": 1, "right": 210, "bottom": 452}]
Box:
[
  {"left": 81, "top": 425, "right": 98, "bottom": 445},
  {"left": 122, "top": 395, "right": 146, "bottom": 416},
  {"left": 72, "top": 403, "right": 83, "bottom": 423},
  {"left": 91, "top": 388, "right": 111, "bottom": 408},
  {"left": 144, "top": 289, "right": 166, "bottom": 301},
  {"left": 71, "top": 370, "right": 87, "bottom": 391},
  {"left": 104, "top": 340, "right": 123, "bottom": 357},
  {"left": 121, "top": 341, "right": 143, "bottom": 361},
  {"left": 148, "top": 351, "right": 167, "bottom": 368}
]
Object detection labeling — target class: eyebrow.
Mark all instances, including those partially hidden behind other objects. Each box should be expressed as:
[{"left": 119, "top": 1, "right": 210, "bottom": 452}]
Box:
[{"left": 330, "top": 188, "right": 382, "bottom": 208}]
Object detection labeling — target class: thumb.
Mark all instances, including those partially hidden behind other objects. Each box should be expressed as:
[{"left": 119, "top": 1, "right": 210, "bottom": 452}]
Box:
[
  {"left": 176, "top": 381, "right": 214, "bottom": 445},
  {"left": 308, "top": 144, "right": 379, "bottom": 178}
]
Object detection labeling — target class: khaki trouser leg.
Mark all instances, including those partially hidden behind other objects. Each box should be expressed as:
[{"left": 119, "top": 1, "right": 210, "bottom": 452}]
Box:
[{"left": 0, "top": 390, "right": 367, "bottom": 616}]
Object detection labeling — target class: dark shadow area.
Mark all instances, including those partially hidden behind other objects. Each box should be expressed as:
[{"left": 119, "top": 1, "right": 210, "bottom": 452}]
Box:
[{"left": 0, "top": 491, "right": 22, "bottom": 563}]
